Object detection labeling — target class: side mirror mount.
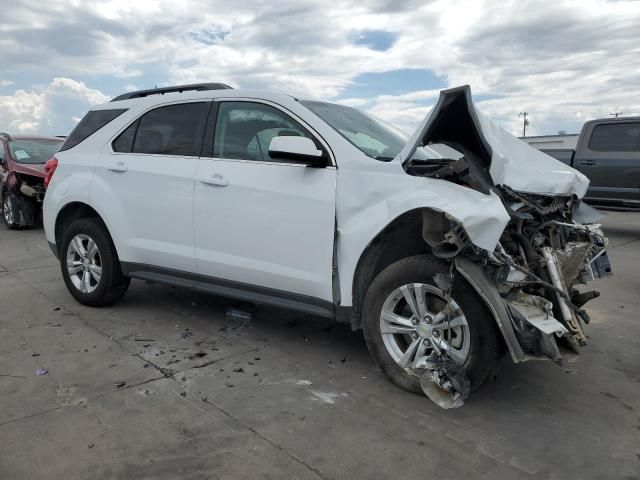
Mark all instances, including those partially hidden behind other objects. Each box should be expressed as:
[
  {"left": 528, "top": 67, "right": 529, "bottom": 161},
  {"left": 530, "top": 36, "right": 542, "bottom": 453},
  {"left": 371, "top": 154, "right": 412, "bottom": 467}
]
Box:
[{"left": 268, "top": 136, "right": 328, "bottom": 168}]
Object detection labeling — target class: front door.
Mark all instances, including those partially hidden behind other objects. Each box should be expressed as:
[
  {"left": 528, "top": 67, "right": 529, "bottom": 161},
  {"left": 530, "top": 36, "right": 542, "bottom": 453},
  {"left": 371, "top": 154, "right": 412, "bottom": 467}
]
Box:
[{"left": 194, "top": 100, "right": 337, "bottom": 302}]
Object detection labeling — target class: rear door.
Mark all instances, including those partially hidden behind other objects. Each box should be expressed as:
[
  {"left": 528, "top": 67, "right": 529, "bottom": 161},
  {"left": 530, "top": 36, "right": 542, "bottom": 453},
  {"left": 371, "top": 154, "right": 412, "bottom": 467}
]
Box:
[
  {"left": 91, "top": 101, "right": 210, "bottom": 272},
  {"left": 193, "top": 100, "right": 337, "bottom": 302},
  {"left": 575, "top": 120, "right": 640, "bottom": 203}
]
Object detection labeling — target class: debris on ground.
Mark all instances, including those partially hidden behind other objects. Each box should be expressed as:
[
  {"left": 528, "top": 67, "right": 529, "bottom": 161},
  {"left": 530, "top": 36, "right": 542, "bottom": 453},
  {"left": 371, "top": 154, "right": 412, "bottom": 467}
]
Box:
[
  {"left": 134, "top": 338, "right": 156, "bottom": 342},
  {"left": 180, "top": 329, "right": 193, "bottom": 339},
  {"left": 179, "top": 391, "right": 186, "bottom": 397},
  {"left": 35, "top": 368, "right": 48, "bottom": 375},
  {"left": 189, "top": 351, "right": 207, "bottom": 359},
  {"left": 88, "top": 443, "right": 94, "bottom": 449},
  {"left": 226, "top": 307, "right": 252, "bottom": 323},
  {"left": 233, "top": 367, "right": 244, "bottom": 373},
  {"left": 114, "top": 381, "right": 126, "bottom": 388},
  {"left": 296, "top": 379, "right": 313, "bottom": 386},
  {"left": 418, "top": 357, "right": 470, "bottom": 409},
  {"left": 31, "top": 353, "right": 40, "bottom": 357}
]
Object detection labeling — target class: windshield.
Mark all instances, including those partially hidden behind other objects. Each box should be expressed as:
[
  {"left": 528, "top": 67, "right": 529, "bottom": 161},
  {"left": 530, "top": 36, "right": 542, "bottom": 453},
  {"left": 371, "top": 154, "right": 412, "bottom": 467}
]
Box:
[
  {"left": 301, "top": 100, "right": 408, "bottom": 161},
  {"left": 9, "top": 139, "right": 63, "bottom": 164},
  {"left": 301, "top": 100, "right": 445, "bottom": 162}
]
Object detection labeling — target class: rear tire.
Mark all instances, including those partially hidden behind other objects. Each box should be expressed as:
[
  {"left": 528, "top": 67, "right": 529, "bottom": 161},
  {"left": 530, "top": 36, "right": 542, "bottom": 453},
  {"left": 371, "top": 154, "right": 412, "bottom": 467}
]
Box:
[
  {"left": 59, "top": 217, "right": 130, "bottom": 306},
  {"left": 361, "top": 254, "right": 503, "bottom": 394}
]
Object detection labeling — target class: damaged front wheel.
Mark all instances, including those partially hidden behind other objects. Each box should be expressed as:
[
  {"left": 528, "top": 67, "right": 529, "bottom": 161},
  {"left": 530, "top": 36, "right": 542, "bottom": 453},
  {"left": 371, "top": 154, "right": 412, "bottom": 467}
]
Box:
[
  {"left": 362, "top": 255, "right": 503, "bottom": 405},
  {"left": 2, "top": 192, "right": 20, "bottom": 230}
]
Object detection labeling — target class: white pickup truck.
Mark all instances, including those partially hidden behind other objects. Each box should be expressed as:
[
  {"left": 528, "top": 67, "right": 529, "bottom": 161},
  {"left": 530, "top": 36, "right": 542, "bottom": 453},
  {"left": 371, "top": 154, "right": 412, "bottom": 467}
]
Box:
[{"left": 43, "top": 83, "right": 610, "bottom": 408}]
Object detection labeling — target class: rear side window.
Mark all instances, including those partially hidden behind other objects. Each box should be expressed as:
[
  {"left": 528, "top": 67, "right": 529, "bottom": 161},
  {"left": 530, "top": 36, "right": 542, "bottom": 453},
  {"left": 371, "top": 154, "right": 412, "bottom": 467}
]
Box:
[
  {"left": 60, "top": 109, "right": 127, "bottom": 151},
  {"left": 589, "top": 122, "right": 640, "bottom": 152},
  {"left": 113, "top": 103, "right": 209, "bottom": 156}
]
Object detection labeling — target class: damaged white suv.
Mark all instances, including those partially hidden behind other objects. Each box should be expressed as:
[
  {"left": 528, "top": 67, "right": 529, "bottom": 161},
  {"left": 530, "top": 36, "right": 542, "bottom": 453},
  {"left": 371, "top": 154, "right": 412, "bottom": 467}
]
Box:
[{"left": 43, "top": 83, "right": 611, "bottom": 408}]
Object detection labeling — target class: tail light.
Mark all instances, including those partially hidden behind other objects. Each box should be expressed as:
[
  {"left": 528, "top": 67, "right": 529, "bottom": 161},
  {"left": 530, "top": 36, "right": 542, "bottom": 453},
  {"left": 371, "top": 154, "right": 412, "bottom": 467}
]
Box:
[{"left": 44, "top": 157, "right": 58, "bottom": 188}]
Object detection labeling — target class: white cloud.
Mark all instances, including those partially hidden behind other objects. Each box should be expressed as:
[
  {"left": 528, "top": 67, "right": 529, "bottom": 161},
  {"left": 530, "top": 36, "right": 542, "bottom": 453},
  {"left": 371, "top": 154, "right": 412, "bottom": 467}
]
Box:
[
  {"left": 0, "top": 78, "right": 108, "bottom": 135},
  {"left": 0, "top": 0, "right": 639, "bottom": 136}
]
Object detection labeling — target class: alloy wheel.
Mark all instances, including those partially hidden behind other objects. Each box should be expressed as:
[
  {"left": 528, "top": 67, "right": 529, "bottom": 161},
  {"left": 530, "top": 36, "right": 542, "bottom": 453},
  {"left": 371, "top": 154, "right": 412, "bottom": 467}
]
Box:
[
  {"left": 66, "top": 234, "right": 102, "bottom": 294},
  {"left": 379, "top": 283, "right": 470, "bottom": 370},
  {"left": 3, "top": 195, "right": 14, "bottom": 225}
]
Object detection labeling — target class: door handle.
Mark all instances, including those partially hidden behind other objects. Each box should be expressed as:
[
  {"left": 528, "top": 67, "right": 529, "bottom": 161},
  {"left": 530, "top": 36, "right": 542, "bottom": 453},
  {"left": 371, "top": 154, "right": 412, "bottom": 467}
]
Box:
[
  {"left": 199, "top": 173, "right": 228, "bottom": 187},
  {"left": 108, "top": 161, "right": 128, "bottom": 172},
  {"left": 579, "top": 160, "right": 596, "bottom": 166}
]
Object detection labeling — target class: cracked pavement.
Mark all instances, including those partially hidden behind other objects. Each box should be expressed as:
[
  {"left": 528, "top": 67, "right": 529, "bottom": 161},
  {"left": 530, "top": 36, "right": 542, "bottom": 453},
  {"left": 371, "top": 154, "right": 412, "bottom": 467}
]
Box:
[{"left": 1, "top": 212, "right": 639, "bottom": 479}]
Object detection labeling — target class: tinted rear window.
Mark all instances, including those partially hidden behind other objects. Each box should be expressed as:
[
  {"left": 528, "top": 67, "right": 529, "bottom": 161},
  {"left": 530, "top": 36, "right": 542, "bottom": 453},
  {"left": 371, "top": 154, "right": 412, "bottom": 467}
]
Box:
[
  {"left": 60, "top": 109, "right": 127, "bottom": 151},
  {"left": 589, "top": 122, "right": 640, "bottom": 152},
  {"left": 113, "top": 102, "right": 209, "bottom": 156}
]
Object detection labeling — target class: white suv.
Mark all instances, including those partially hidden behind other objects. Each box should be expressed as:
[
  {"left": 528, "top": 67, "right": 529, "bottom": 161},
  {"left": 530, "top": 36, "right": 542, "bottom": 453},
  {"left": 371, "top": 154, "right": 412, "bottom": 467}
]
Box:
[{"left": 44, "top": 83, "right": 610, "bottom": 407}]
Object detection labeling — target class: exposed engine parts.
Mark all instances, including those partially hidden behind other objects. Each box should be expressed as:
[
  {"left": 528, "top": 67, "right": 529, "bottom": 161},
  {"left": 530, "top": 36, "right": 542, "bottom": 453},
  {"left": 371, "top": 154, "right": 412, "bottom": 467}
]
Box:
[
  {"left": 2, "top": 173, "right": 45, "bottom": 227},
  {"left": 406, "top": 183, "right": 610, "bottom": 408}
]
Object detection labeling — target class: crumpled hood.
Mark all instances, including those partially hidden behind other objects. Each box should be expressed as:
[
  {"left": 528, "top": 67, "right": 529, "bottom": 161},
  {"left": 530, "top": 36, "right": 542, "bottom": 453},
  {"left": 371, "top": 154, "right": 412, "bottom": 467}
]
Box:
[
  {"left": 11, "top": 163, "right": 46, "bottom": 178},
  {"left": 396, "top": 85, "right": 589, "bottom": 198}
]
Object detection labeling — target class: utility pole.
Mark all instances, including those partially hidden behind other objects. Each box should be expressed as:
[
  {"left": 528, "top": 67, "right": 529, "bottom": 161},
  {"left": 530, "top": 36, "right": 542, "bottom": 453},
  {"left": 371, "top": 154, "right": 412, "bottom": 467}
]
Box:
[
  {"left": 609, "top": 112, "right": 622, "bottom": 118},
  {"left": 519, "top": 112, "right": 529, "bottom": 137}
]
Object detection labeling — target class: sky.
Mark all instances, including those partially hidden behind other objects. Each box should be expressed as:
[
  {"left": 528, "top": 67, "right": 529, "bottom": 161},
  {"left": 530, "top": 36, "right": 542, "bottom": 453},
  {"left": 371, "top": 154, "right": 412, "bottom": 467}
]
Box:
[{"left": 1, "top": 0, "right": 639, "bottom": 137}]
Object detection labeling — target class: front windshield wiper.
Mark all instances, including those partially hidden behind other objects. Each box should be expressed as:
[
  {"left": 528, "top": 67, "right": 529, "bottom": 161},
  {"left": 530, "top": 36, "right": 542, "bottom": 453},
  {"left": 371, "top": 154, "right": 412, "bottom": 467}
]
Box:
[{"left": 374, "top": 156, "right": 395, "bottom": 162}]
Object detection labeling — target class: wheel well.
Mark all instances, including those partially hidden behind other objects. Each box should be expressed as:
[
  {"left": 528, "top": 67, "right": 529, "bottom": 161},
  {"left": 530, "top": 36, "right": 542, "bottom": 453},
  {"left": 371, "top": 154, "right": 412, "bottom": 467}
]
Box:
[
  {"left": 351, "top": 208, "right": 442, "bottom": 330},
  {"left": 54, "top": 202, "right": 104, "bottom": 253}
]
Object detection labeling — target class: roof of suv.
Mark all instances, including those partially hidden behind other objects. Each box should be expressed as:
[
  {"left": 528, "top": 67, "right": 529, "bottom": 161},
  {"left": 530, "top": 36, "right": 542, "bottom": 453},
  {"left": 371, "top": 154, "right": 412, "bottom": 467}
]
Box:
[{"left": 94, "top": 83, "right": 304, "bottom": 111}]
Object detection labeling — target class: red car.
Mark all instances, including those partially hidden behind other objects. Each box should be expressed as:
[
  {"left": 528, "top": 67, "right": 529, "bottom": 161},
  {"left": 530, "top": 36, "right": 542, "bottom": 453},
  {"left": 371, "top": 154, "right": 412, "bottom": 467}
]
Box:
[{"left": 1, "top": 133, "right": 64, "bottom": 229}]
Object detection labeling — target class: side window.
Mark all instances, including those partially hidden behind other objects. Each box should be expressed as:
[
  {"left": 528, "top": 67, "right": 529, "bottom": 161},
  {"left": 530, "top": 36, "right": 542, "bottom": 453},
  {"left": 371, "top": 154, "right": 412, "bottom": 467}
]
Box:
[
  {"left": 589, "top": 122, "right": 640, "bottom": 152},
  {"left": 113, "top": 121, "right": 137, "bottom": 153},
  {"left": 113, "top": 102, "right": 209, "bottom": 156},
  {"left": 213, "top": 102, "right": 316, "bottom": 162}
]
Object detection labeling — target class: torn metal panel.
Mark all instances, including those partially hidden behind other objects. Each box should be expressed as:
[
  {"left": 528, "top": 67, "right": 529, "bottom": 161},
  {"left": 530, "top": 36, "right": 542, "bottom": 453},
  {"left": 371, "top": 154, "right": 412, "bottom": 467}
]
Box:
[
  {"left": 396, "top": 85, "right": 590, "bottom": 197},
  {"left": 418, "top": 357, "right": 470, "bottom": 409},
  {"left": 454, "top": 257, "right": 526, "bottom": 363}
]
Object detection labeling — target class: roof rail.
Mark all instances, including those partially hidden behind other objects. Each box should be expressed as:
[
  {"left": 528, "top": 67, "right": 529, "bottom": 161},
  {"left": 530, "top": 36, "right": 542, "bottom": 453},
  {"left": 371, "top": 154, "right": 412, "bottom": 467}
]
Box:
[{"left": 111, "top": 83, "right": 233, "bottom": 102}]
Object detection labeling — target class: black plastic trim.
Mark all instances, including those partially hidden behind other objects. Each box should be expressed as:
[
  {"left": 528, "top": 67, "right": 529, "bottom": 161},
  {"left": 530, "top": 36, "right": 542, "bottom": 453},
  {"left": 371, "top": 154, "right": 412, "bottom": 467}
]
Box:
[
  {"left": 48, "top": 241, "right": 59, "bottom": 259},
  {"left": 111, "top": 83, "right": 232, "bottom": 102},
  {"left": 120, "top": 262, "right": 336, "bottom": 318},
  {"left": 201, "top": 102, "right": 220, "bottom": 158}
]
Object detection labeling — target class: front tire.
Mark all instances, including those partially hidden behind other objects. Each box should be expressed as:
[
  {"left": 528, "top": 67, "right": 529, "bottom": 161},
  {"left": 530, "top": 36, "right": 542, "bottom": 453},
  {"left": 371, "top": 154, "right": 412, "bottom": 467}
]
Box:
[
  {"left": 362, "top": 255, "right": 503, "bottom": 394},
  {"left": 2, "top": 192, "right": 21, "bottom": 230},
  {"left": 59, "top": 217, "right": 130, "bottom": 306}
]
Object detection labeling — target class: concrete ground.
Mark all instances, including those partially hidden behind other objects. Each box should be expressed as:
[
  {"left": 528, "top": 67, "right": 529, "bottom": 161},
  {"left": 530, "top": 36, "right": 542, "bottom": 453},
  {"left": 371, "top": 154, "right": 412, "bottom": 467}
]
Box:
[{"left": 1, "top": 212, "right": 639, "bottom": 480}]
